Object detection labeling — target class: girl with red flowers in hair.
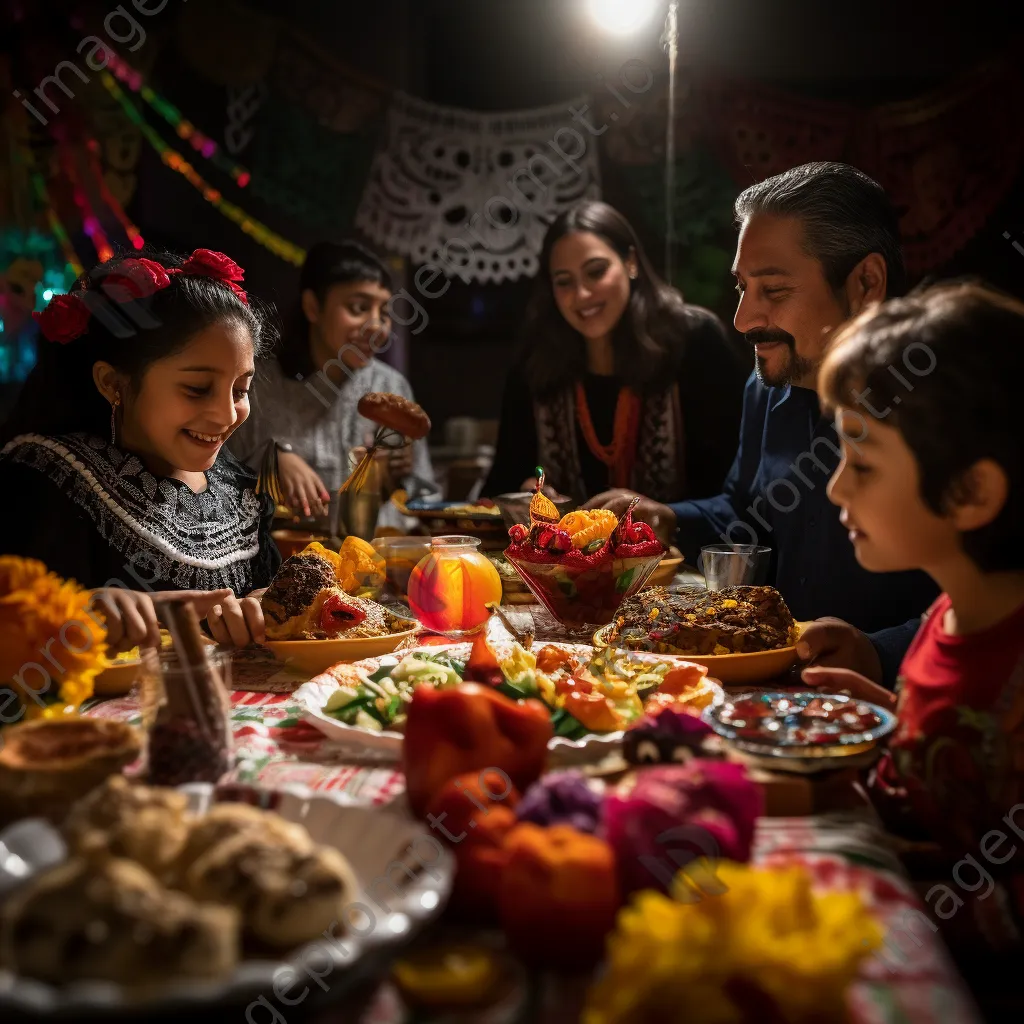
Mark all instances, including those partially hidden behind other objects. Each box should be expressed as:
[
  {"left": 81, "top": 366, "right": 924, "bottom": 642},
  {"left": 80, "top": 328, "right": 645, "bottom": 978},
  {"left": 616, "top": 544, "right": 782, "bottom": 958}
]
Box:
[{"left": 0, "top": 249, "right": 280, "bottom": 650}]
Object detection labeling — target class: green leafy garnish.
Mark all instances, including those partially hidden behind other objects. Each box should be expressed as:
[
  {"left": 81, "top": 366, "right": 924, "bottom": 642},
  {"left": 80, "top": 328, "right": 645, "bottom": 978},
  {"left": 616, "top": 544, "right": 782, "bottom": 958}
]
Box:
[{"left": 550, "top": 708, "right": 589, "bottom": 740}]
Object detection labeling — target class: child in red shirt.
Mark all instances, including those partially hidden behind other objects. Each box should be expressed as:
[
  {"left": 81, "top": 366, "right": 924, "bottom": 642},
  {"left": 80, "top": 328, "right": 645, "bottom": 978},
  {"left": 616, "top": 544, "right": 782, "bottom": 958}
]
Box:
[{"left": 809, "top": 281, "right": 1024, "bottom": 957}]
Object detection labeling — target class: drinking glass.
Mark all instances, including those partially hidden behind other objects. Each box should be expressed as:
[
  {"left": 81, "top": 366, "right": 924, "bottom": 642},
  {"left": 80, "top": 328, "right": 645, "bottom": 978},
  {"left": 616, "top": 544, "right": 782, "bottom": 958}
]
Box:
[
  {"left": 337, "top": 448, "right": 384, "bottom": 542},
  {"left": 372, "top": 535, "right": 431, "bottom": 598},
  {"left": 698, "top": 544, "right": 771, "bottom": 591}
]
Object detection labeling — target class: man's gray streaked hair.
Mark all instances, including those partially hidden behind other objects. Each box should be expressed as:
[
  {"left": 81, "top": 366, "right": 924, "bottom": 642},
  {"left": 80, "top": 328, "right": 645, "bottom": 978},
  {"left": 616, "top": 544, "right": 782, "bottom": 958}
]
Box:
[{"left": 734, "top": 162, "right": 906, "bottom": 297}]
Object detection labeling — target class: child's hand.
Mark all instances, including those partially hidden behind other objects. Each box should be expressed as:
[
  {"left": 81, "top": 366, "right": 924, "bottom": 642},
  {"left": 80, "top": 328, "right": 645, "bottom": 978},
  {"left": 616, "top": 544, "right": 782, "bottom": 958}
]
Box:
[
  {"left": 800, "top": 665, "right": 897, "bottom": 710},
  {"left": 796, "top": 616, "right": 883, "bottom": 683},
  {"left": 386, "top": 443, "right": 414, "bottom": 484},
  {"left": 278, "top": 451, "right": 331, "bottom": 517},
  {"left": 91, "top": 588, "right": 160, "bottom": 653},
  {"left": 205, "top": 593, "right": 266, "bottom": 647}
]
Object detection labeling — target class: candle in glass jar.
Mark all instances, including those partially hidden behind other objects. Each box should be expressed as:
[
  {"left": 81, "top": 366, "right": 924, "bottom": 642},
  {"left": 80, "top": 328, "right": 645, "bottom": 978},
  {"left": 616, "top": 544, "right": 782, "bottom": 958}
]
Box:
[{"left": 407, "top": 535, "right": 502, "bottom": 636}]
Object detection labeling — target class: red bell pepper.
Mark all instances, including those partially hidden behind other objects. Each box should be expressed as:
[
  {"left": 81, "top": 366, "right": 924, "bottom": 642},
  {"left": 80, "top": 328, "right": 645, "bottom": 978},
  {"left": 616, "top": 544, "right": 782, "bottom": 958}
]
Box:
[{"left": 402, "top": 683, "right": 552, "bottom": 817}]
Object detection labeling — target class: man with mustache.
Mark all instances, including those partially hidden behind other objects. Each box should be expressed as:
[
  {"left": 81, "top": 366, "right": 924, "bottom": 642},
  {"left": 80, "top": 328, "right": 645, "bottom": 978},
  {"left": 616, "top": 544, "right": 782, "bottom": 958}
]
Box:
[{"left": 587, "top": 162, "right": 937, "bottom": 686}]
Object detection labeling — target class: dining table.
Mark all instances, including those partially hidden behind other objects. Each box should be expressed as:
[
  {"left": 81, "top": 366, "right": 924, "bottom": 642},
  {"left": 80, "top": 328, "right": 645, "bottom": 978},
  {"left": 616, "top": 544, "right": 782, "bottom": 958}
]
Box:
[{"left": 79, "top": 583, "right": 983, "bottom": 1024}]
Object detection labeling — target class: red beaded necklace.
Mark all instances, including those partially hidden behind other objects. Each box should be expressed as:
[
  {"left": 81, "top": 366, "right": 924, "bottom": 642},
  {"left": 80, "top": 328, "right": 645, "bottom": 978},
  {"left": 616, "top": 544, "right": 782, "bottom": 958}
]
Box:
[{"left": 574, "top": 382, "right": 642, "bottom": 489}]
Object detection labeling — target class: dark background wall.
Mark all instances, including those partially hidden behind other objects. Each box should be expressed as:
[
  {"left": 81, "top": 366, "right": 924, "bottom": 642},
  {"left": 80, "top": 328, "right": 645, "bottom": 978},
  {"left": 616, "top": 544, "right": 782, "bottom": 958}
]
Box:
[{"left": 4, "top": 0, "right": 1024, "bottom": 434}]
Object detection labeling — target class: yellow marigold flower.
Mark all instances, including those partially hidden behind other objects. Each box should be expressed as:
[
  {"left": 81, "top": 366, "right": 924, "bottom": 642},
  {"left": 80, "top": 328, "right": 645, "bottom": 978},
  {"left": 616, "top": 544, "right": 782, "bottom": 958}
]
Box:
[
  {"left": 0, "top": 556, "right": 51, "bottom": 595},
  {"left": 584, "top": 862, "right": 882, "bottom": 1024},
  {"left": 0, "top": 557, "right": 108, "bottom": 712}
]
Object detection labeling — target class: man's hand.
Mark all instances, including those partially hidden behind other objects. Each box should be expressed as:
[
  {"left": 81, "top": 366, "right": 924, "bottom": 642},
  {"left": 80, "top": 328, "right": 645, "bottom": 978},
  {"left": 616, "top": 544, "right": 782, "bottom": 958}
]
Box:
[
  {"left": 584, "top": 489, "right": 678, "bottom": 550},
  {"left": 796, "top": 616, "right": 883, "bottom": 684}
]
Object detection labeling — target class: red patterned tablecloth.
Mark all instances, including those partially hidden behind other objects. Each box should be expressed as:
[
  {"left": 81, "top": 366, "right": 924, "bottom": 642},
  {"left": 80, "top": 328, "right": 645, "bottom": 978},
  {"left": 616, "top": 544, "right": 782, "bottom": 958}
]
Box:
[{"left": 81, "top": 641, "right": 981, "bottom": 1024}]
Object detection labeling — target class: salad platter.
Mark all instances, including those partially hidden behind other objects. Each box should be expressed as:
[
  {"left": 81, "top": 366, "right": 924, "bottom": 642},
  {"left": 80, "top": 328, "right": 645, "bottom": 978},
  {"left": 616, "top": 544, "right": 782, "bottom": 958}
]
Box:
[{"left": 294, "top": 635, "right": 723, "bottom": 764}]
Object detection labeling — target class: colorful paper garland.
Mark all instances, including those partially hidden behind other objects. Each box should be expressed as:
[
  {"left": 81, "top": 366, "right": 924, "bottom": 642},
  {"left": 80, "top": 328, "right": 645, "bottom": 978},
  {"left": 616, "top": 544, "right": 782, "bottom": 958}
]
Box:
[{"left": 100, "top": 73, "right": 305, "bottom": 266}]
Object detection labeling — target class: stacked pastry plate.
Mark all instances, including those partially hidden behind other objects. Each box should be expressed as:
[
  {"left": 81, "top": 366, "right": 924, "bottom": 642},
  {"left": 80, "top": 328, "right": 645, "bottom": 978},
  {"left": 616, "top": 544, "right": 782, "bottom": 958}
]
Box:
[{"left": 0, "top": 784, "right": 452, "bottom": 1016}]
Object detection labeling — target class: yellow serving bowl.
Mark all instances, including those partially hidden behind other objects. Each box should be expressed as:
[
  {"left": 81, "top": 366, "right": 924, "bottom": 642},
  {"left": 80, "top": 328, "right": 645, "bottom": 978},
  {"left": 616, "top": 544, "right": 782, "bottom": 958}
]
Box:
[{"left": 263, "top": 622, "right": 420, "bottom": 675}]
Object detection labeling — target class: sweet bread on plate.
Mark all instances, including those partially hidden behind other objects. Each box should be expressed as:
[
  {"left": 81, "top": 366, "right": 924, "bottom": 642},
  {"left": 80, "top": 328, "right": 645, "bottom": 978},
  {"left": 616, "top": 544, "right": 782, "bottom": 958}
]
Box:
[
  {"left": 182, "top": 832, "right": 358, "bottom": 949},
  {"left": 172, "top": 802, "right": 310, "bottom": 880},
  {"left": 63, "top": 776, "right": 192, "bottom": 880},
  {"left": 0, "top": 856, "right": 238, "bottom": 990}
]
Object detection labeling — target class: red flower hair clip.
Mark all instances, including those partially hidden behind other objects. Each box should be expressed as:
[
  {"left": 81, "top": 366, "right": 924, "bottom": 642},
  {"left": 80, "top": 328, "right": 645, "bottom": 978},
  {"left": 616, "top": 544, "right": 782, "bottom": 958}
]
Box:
[
  {"left": 99, "top": 257, "right": 172, "bottom": 302},
  {"left": 32, "top": 294, "right": 91, "bottom": 344},
  {"left": 171, "top": 249, "right": 248, "bottom": 303},
  {"left": 33, "top": 249, "right": 249, "bottom": 344}
]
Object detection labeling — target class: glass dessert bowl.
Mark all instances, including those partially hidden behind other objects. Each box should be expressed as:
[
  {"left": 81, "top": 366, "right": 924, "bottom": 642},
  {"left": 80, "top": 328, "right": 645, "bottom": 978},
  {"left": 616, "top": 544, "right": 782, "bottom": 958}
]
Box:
[{"left": 504, "top": 490, "right": 664, "bottom": 640}]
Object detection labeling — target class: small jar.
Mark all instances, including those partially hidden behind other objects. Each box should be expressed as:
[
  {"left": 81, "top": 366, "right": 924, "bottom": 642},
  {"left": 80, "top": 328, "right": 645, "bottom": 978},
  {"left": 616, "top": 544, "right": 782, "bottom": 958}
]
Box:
[{"left": 407, "top": 536, "right": 502, "bottom": 637}]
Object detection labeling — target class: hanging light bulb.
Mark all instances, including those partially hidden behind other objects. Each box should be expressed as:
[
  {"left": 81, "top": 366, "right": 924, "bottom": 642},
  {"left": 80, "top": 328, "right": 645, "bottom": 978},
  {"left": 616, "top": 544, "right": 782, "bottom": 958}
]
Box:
[{"left": 587, "top": 0, "right": 661, "bottom": 35}]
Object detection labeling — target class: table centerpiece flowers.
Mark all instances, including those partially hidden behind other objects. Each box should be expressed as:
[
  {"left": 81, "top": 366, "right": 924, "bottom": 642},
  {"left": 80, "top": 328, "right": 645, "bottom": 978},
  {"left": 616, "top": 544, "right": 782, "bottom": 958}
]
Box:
[
  {"left": 583, "top": 861, "right": 883, "bottom": 1024},
  {"left": 0, "top": 556, "right": 108, "bottom": 718}
]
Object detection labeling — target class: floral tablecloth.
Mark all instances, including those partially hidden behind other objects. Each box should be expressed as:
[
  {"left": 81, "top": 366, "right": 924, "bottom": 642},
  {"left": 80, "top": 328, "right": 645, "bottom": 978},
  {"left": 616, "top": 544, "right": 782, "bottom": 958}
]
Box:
[{"left": 80, "top": 638, "right": 981, "bottom": 1024}]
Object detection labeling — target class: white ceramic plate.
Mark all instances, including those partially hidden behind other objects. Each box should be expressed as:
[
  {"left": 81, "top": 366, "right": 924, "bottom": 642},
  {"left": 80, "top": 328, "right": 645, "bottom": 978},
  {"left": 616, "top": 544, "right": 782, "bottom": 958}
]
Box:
[
  {"left": 0, "top": 784, "right": 453, "bottom": 1015},
  {"left": 294, "top": 642, "right": 724, "bottom": 766}
]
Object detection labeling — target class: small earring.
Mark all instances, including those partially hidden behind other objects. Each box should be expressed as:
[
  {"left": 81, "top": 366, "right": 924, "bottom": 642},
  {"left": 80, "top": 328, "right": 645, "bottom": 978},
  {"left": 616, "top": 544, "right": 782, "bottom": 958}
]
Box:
[
  {"left": 110, "top": 392, "right": 120, "bottom": 446},
  {"left": 629, "top": 267, "right": 639, "bottom": 280}
]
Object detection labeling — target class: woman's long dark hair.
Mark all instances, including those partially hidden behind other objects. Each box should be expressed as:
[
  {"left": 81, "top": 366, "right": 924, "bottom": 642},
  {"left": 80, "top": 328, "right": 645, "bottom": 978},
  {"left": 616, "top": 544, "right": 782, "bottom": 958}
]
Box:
[
  {"left": 1, "top": 249, "right": 271, "bottom": 445},
  {"left": 278, "top": 240, "right": 394, "bottom": 379},
  {"left": 523, "top": 201, "right": 689, "bottom": 397}
]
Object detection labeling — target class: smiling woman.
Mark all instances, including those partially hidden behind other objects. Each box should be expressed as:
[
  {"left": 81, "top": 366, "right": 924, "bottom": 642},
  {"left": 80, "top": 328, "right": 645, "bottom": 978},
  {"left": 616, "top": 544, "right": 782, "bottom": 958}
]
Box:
[
  {"left": 483, "top": 200, "right": 748, "bottom": 504},
  {"left": 0, "top": 249, "right": 281, "bottom": 642}
]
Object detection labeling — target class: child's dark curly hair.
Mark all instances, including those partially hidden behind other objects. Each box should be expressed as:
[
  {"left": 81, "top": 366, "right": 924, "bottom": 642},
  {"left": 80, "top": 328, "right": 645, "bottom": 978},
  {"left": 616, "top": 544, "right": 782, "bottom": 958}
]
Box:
[
  {"left": 820, "top": 280, "right": 1024, "bottom": 573},
  {"left": 1, "top": 249, "right": 274, "bottom": 444}
]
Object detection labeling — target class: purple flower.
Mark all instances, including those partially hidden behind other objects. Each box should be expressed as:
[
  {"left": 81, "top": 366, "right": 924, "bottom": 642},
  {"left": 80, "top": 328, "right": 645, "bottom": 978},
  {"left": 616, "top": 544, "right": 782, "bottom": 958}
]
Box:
[{"left": 516, "top": 771, "right": 603, "bottom": 834}]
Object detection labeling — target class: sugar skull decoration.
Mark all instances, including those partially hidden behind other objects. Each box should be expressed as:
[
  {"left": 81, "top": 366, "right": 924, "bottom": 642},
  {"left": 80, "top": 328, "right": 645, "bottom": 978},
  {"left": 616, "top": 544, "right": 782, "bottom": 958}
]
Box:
[{"left": 623, "top": 705, "right": 722, "bottom": 766}]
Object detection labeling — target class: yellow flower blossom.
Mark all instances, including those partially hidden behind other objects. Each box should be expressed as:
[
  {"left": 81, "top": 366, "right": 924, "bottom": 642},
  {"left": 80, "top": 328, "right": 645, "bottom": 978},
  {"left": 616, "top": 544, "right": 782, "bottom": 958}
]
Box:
[
  {"left": 0, "top": 556, "right": 108, "bottom": 712},
  {"left": 584, "top": 862, "right": 882, "bottom": 1024}
]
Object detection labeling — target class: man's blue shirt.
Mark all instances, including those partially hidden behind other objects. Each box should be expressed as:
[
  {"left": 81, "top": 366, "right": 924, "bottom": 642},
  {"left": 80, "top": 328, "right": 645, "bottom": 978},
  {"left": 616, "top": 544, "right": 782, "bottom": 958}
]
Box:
[{"left": 669, "top": 373, "right": 937, "bottom": 685}]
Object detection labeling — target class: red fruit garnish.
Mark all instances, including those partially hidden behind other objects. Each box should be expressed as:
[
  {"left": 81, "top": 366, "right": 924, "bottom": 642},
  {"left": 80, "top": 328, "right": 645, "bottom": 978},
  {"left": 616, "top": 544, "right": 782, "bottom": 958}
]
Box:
[
  {"left": 615, "top": 539, "right": 663, "bottom": 558},
  {"left": 508, "top": 523, "right": 529, "bottom": 545},
  {"left": 319, "top": 594, "right": 367, "bottom": 635}
]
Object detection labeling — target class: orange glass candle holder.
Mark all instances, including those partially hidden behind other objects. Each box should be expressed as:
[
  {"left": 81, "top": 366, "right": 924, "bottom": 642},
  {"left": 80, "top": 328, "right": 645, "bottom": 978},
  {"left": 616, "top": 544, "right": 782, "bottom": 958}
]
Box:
[{"left": 407, "top": 536, "right": 502, "bottom": 637}]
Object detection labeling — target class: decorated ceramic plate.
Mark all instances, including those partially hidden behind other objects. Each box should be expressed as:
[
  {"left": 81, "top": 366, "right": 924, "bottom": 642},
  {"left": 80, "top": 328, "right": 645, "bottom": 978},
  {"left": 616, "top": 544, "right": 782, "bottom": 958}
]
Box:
[
  {"left": 592, "top": 622, "right": 810, "bottom": 686},
  {"left": 703, "top": 691, "right": 897, "bottom": 774},
  {"left": 0, "top": 783, "right": 453, "bottom": 1016},
  {"left": 293, "top": 641, "right": 724, "bottom": 766}
]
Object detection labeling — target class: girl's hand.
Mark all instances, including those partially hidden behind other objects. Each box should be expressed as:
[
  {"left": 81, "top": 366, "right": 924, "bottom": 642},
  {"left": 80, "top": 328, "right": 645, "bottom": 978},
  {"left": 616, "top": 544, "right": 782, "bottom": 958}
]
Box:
[
  {"left": 800, "top": 665, "right": 897, "bottom": 710},
  {"left": 205, "top": 593, "right": 266, "bottom": 647},
  {"left": 91, "top": 588, "right": 161, "bottom": 653},
  {"left": 278, "top": 451, "right": 331, "bottom": 517}
]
